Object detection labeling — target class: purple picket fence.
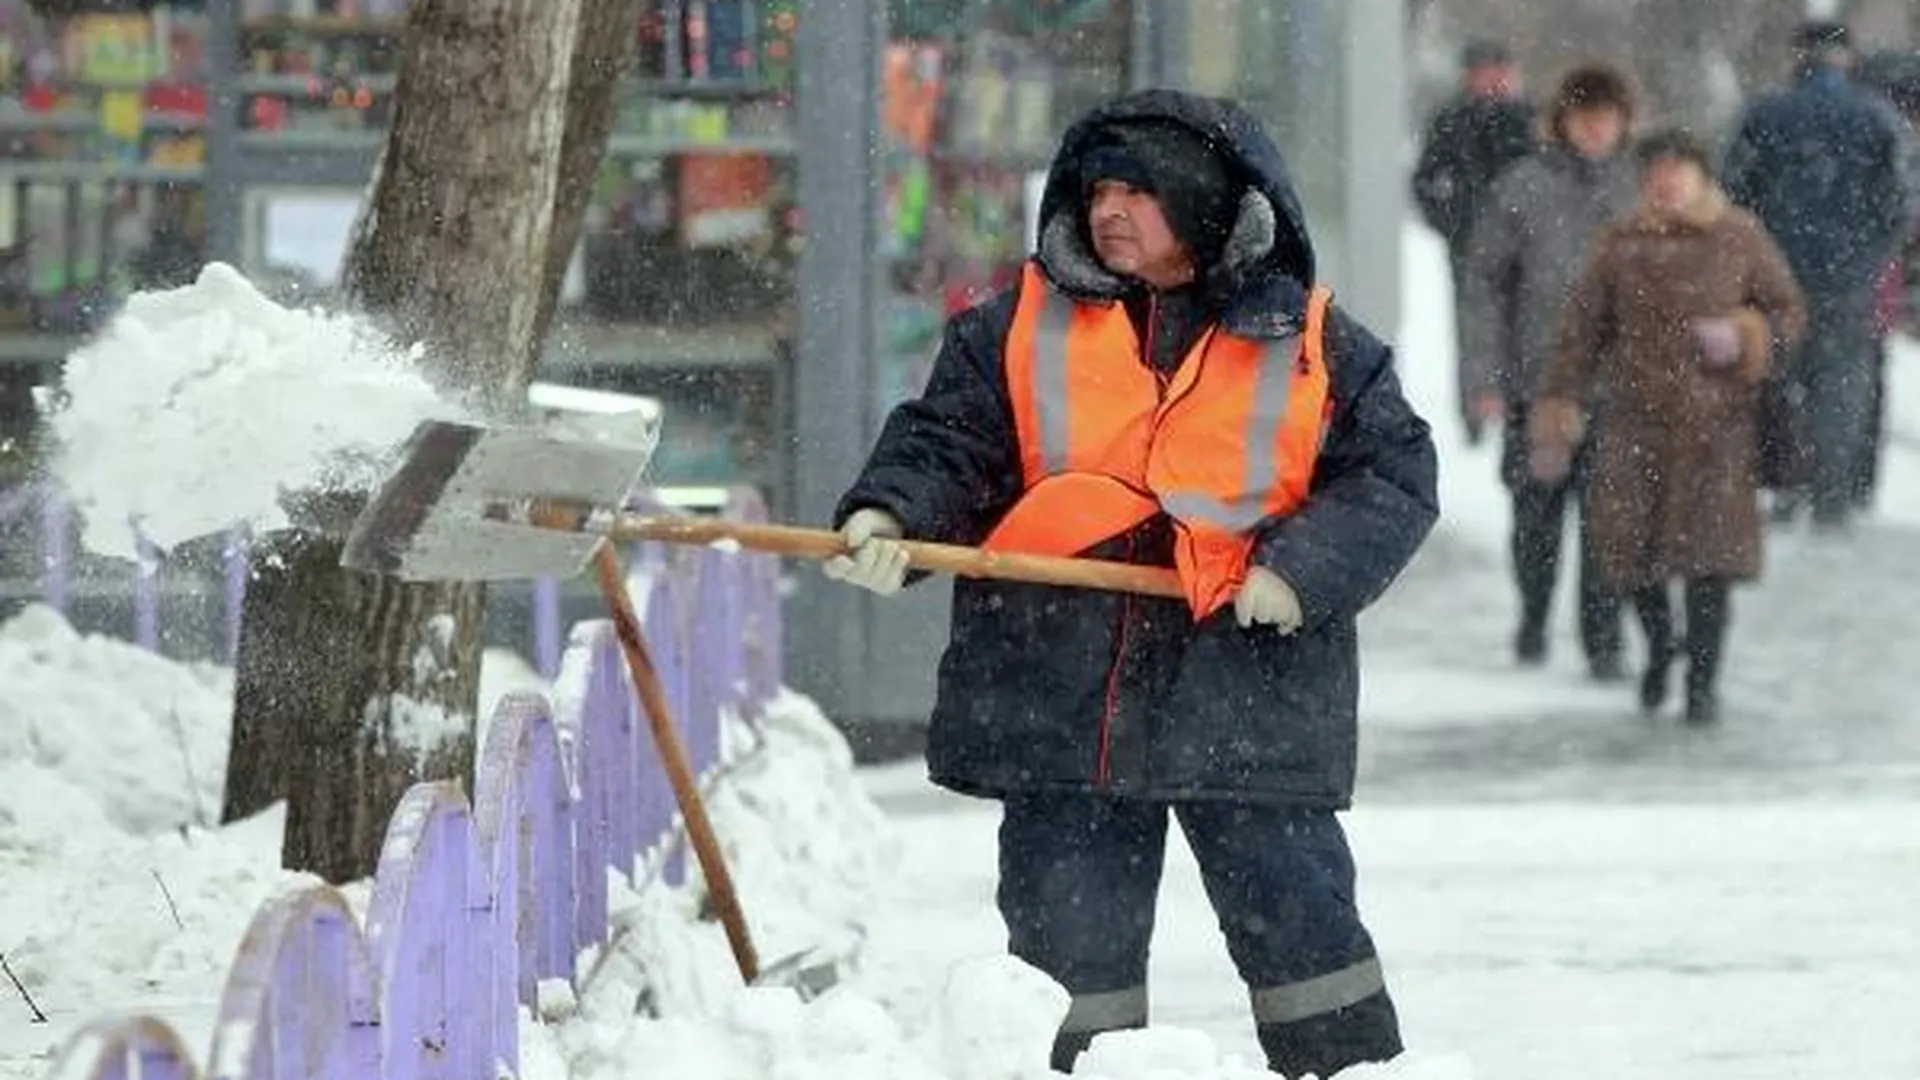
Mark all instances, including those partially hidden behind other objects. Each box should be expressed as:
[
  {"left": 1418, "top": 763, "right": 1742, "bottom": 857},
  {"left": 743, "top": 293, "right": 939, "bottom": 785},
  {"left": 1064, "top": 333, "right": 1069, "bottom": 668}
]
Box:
[
  {"left": 0, "top": 483, "right": 250, "bottom": 656},
  {"left": 42, "top": 1015, "right": 199, "bottom": 1080},
  {"left": 40, "top": 489, "right": 787, "bottom": 1080},
  {"left": 2, "top": 483, "right": 776, "bottom": 682}
]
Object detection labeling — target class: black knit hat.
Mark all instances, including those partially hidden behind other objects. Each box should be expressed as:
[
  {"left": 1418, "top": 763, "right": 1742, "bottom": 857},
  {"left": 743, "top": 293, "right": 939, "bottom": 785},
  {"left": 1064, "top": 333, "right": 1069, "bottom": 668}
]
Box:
[
  {"left": 1080, "top": 119, "right": 1243, "bottom": 267},
  {"left": 1461, "top": 38, "right": 1513, "bottom": 70},
  {"left": 1635, "top": 128, "right": 1714, "bottom": 175}
]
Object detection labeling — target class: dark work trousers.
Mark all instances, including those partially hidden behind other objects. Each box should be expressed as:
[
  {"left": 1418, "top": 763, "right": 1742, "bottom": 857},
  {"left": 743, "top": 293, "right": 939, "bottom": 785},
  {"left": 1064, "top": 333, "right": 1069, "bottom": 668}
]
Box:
[
  {"left": 998, "top": 793, "right": 1403, "bottom": 1078},
  {"left": 1502, "top": 401, "right": 1623, "bottom": 668},
  {"left": 1629, "top": 577, "right": 1732, "bottom": 709},
  {"left": 1777, "top": 283, "right": 1879, "bottom": 523}
]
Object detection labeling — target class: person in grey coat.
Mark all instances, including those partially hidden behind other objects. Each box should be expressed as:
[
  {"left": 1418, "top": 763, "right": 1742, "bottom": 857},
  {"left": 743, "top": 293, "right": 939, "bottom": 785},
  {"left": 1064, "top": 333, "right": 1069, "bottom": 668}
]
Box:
[{"left": 1460, "top": 61, "right": 1637, "bottom": 675}]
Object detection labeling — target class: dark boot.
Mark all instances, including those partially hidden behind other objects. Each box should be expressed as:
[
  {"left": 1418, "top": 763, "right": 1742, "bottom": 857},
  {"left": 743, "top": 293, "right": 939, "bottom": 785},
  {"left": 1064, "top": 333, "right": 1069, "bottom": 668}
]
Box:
[
  {"left": 1576, "top": 487, "right": 1624, "bottom": 681},
  {"left": 1632, "top": 584, "right": 1675, "bottom": 714},
  {"left": 1515, "top": 620, "right": 1547, "bottom": 666},
  {"left": 1589, "top": 652, "right": 1626, "bottom": 682},
  {"left": 1510, "top": 479, "right": 1568, "bottom": 668},
  {"left": 1683, "top": 579, "right": 1731, "bottom": 725},
  {"left": 1256, "top": 993, "right": 1404, "bottom": 1079}
]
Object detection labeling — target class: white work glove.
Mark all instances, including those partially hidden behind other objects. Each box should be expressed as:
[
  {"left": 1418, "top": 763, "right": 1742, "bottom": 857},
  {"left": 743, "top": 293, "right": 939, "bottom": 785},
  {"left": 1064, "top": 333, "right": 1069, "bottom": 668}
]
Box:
[
  {"left": 820, "top": 508, "right": 909, "bottom": 596},
  {"left": 1234, "top": 567, "right": 1303, "bottom": 633}
]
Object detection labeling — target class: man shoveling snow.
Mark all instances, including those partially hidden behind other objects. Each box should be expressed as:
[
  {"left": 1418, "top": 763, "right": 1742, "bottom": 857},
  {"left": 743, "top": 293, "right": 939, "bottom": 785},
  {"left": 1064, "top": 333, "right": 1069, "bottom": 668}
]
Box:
[{"left": 822, "top": 89, "right": 1439, "bottom": 1077}]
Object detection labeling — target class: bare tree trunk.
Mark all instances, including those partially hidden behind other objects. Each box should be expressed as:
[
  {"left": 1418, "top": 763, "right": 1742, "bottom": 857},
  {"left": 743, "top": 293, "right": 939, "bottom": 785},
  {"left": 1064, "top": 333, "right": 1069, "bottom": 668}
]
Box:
[
  {"left": 534, "top": 0, "right": 637, "bottom": 350},
  {"left": 224, "top": 0, "right": 611, "bottom": 883},
  {"left": 343, "top": 0, "right": 583, "bottom": 407}
]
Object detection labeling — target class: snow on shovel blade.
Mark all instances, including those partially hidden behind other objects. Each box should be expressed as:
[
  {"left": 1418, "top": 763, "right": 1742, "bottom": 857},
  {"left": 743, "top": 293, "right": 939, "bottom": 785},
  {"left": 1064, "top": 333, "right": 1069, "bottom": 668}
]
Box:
[{"left": 341, "top": 418, "right": 654, "bottom": 582}]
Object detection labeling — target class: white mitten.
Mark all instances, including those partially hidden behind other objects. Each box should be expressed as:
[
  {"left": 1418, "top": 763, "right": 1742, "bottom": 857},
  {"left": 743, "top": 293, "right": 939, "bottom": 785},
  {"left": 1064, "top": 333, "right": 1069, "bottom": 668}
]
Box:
[
  {"left": 821, "top": 508, "right": 909, "bottom": 596},
  {"left": 1691, "top": 316, "right": 1743, "bottom": 370},
  {"left": 1233, "top": 567, "right": 1304, "bottom": 633}
]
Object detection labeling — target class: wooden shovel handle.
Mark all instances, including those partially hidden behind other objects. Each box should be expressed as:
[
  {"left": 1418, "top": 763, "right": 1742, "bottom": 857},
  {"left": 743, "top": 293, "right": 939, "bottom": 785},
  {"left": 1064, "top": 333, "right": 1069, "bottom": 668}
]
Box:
[
  {"left": 590, "top": 543, "right": 760, "bottom": 984},
  {"left": 605, "top": 514, "right": 1186, "bottom": 600}
]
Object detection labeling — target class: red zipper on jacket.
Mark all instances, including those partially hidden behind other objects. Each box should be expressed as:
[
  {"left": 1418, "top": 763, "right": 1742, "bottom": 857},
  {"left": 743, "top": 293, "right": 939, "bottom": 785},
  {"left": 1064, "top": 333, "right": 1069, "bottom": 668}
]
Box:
[{"left": 1097, "top": 294, "right": 1159, "bottom": 786}]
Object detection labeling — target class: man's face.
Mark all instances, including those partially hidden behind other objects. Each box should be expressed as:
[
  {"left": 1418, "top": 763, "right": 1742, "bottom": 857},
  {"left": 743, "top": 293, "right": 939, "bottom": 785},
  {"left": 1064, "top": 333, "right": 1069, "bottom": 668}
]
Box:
[
  {"left": 1465, "top": 61, "right": 1520, "bottom": 99},
  {"left": 1087, "top": 180, "right": 1193, "bottom": 286},
  {"left": 1564, "top": 105, "right": 1626, "bottom": 160}
]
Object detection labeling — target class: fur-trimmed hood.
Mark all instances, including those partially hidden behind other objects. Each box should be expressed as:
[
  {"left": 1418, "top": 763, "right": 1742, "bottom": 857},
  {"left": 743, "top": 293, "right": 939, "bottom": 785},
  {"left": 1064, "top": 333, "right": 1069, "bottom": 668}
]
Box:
[{"left": 1034, "top": 89, "right": 1319, "bottom": 339}]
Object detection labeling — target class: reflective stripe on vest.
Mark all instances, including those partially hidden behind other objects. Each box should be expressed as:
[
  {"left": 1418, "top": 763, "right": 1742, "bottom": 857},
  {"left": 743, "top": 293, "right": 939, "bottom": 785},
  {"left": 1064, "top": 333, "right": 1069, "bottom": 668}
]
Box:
[{"left": 988, "top": 261, "right": 1332, "bottom": 619}]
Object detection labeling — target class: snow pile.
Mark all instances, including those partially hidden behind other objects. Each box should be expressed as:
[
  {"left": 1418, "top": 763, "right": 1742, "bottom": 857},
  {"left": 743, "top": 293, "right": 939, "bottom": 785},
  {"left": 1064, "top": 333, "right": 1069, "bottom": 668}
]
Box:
[
  {"left": 41, "top": 262, "right": 461, "bottom": 561},
  {"left": 566, "top": 690, "right": 900, "bottom": 1022},
  {"left": 0, "top": 603, "right": 564, "bottom": 1076},
  {"left": 0, "top": 603, "right": 232, "bottom": 840},
  {"left": 538, "top": 956, "right": 1065, "bottom": 1080},
  {"left": 704, "top": 690, "right": 902, "bottom": 966},
  {"left": 0, "top": 799, "right": 303, "bottom": 1067},
  {"left": 540, "top": 945, "right": 1466, "bottom": 1080},
  {"left": 0, "top": 599, "right": 540, "bottom": 846},
  {"left": 0, "top": 603, "right": 295, "bottom": 1067}
]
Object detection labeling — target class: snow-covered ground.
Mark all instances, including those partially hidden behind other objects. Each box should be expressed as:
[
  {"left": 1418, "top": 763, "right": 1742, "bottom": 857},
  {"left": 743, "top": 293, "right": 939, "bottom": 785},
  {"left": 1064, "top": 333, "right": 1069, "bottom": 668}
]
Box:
[{"left": 4, "top": 226, "right": 1918, "bottom": 1079}]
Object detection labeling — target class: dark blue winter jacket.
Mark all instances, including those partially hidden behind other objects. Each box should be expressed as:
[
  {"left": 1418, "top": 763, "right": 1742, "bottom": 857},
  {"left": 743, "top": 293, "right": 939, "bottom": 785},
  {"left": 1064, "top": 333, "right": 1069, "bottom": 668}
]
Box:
[
  {"left": 1724, "top": 68, "right": 1907, "bottom": 295},
  {"left": 835, "top": 91, "right": 1438, "bottom": 807}
]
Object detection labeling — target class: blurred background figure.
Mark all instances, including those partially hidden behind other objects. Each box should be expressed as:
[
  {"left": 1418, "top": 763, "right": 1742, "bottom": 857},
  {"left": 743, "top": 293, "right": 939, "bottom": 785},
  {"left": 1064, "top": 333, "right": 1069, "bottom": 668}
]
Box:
[
  {"left": 1849, "top": 47, "right": 1920, "bottom": 513},
  {"left": 1722, "top": 20, "right": 1909, "bottom": 532},
  {"left": 1412, "top": 36, "right": 1537, "bottom": 446},
  {"left": 1458, "top": 61, "right": 1636, "bottom": 677},
  {"left": 1532, "top": 129, "right": 1805, "bottom": 725}
]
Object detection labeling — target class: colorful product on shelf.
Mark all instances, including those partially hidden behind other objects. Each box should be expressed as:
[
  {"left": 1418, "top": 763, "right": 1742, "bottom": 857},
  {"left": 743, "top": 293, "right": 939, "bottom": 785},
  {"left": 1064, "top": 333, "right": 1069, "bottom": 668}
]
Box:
[
  {"left": 238, "top": 11, "right": 399, "bottom": 133},
  {"left": 636, "top": 0, "right": 795, "bottom": 90},
  {"left": 675, "top": 152, "right": 772, "bottom": 248},
  {"left": 67, "top": 14, "right": 161, "bottom": 89}
]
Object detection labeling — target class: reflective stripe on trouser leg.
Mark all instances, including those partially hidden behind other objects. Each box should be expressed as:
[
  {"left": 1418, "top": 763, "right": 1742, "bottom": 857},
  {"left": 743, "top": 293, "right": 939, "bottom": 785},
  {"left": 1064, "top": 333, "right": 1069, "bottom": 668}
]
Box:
[
  {"left": 1249, "top": 956, "right": 1386, "bottom": 1026},
  {"left": 1052, "top": 985, "right": 1149, "bottom": 1073},
  {"left": 1060, "top": 984, "right": 1149, "bottom": 1033}
]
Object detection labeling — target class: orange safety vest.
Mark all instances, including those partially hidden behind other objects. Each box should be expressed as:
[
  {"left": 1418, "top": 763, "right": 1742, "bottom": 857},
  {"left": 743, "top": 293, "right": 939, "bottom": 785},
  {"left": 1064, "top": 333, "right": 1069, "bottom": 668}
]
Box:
[{"left": 984, "top": 262, "right": 1333, "bottom": 620}]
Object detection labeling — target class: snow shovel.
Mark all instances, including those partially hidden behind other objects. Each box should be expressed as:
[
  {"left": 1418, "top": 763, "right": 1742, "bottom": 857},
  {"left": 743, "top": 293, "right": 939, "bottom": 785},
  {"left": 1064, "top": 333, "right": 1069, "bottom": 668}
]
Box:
[
  {"left": 340, "top": 420, "right": 1182, "bottom": 987},
  {"left": 341, "top": 422, "right": 1184, "bottom": 596}
]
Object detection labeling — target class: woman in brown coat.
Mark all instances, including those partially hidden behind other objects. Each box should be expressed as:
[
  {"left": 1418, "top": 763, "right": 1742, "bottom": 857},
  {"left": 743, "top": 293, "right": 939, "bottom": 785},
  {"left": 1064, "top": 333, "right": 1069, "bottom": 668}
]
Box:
[{"left": 1531, "top": 129, "right": 1807, "bottom": 723}]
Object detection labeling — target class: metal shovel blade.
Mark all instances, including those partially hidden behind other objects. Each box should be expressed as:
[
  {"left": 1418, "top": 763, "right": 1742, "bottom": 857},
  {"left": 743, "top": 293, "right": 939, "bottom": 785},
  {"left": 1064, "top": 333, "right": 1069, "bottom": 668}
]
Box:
[{"left": 341, "top": 418, "right": 655, "bottom": 582}]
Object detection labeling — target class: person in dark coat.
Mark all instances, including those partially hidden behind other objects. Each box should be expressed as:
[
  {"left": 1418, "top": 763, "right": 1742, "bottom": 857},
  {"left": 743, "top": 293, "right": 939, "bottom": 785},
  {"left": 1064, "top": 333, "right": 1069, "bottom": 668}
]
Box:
[
  {"left": 825, "top": 90, "right": 1437, "bottom": 1078},
  {"left": 1849, "top": 49, "right": 1920, "bottom": 510},
  {"left": 1459, "top": 62, "right": 1637, "bottom": 675},
  {"left": 1412, "top": 38, "right": 1538, "bottom": 442},
  {"left": 1722, "top": 20, "right": 1908, "bottom": 529}
]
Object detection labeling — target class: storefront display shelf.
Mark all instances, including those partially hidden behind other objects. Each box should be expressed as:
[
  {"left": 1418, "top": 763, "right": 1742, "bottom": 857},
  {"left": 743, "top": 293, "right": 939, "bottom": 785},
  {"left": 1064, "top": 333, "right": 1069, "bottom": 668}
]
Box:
[
  {"left": 0, "top": 160, "right": 203, "bottom": 184},
  {"left": 542, "top": 316, "right": 790, "bottom": 373},
  {"left": 238, "top": 15, "right": 403, "bottom": 37},
  {"left": 233, "top": 128, "right": 796, "bottom": 157},
  {"left": 237, "top": 72, "right": 398, "bottom": 95}
]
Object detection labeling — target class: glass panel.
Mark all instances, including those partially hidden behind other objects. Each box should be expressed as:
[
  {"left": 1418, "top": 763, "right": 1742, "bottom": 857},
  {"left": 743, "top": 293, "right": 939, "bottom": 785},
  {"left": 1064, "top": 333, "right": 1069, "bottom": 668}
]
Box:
[
  {"left": 877, "top": 0, "right": 1134, "bottom": 411},
  {"left": 1188, "top": 0, "right": 1350, "bottom": 293}
]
